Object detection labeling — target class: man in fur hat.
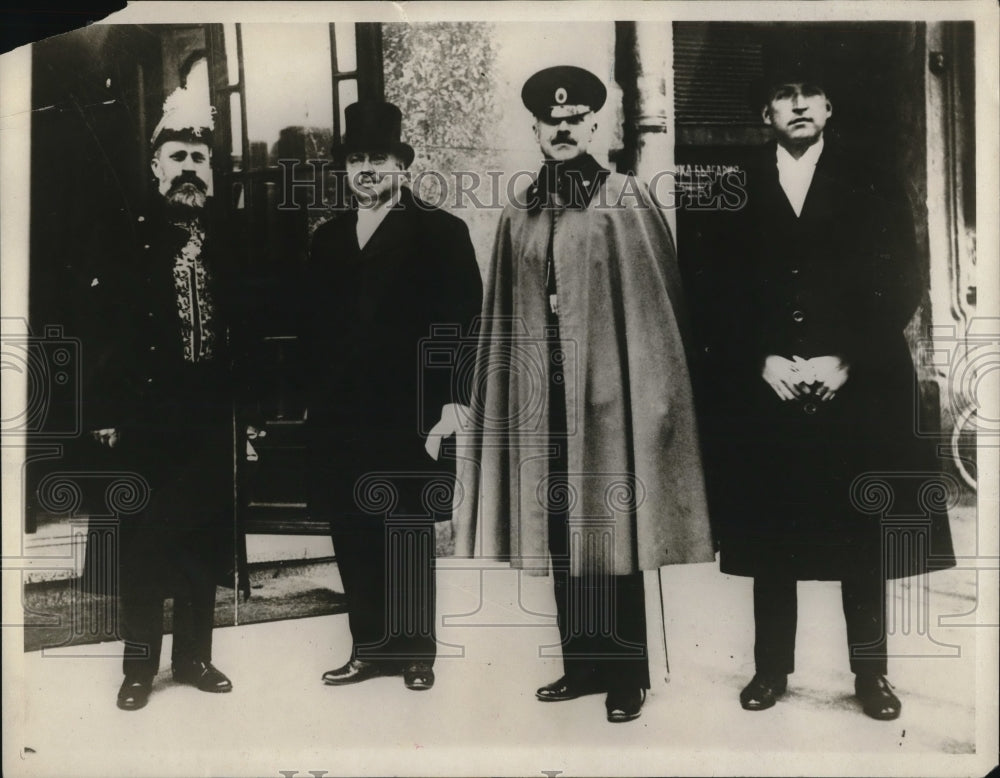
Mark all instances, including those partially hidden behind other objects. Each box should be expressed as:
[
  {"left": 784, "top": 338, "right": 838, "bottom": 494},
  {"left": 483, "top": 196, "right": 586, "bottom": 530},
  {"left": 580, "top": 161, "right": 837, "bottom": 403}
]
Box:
[{"left": 85, "top": 83, "right": 249, "bottom": 711}]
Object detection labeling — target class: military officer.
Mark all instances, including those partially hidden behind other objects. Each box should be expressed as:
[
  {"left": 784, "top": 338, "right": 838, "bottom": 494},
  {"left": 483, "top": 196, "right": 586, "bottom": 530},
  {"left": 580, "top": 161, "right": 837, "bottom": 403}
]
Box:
[{"left": 457, "top": 67, "right": 714, "bottom": 723}]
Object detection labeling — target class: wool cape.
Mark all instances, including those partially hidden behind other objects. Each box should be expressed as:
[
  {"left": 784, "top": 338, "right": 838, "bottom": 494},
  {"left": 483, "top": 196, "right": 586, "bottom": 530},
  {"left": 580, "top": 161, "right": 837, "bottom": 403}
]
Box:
[{"left": 455, "top": 169, "right": 715, "bottom": 576}]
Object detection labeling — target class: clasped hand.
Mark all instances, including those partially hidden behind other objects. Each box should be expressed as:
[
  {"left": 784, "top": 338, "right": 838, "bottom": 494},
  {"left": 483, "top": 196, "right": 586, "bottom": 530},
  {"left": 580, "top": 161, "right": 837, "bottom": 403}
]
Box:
[
  {"left": 762, "top": 355, "right": 849, "bottom": 402},
  {"left": 90, "top": 428, "right": 119, "bottom": 448}
]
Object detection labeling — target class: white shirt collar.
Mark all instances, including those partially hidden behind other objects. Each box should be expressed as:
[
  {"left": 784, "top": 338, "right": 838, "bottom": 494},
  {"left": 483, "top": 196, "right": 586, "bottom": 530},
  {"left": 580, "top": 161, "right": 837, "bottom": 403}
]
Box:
[
  {"left": 774, "top": 136, "right": 824, "bottom": 217},
  {"left": 356, "top": 187, "right": 402, "bottom": 248},
  {"left": 775, "top": 135, "right": 825, "bottom": 169},
  {"left": 357, "top": 187, "right": 402, "bottom": 218}
]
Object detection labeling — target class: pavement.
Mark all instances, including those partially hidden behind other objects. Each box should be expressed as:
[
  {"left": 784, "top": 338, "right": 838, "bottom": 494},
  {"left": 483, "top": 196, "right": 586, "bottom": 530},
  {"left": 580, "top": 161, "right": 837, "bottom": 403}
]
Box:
[{"left": 4, "top": 506, "right": 997, "bottom": 778}]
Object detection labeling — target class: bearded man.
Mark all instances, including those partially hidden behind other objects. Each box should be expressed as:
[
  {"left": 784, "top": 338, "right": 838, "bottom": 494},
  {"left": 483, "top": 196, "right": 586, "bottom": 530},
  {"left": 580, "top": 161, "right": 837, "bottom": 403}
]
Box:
[{"left": 84, "top": 84, "right": 249, "bottom": 711}]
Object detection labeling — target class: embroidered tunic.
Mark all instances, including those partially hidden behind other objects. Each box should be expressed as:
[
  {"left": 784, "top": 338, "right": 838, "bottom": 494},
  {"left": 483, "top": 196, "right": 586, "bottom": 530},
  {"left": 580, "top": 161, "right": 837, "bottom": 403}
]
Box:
[{"left": 170, "top": 221, "right": 217, "bottom": 362}]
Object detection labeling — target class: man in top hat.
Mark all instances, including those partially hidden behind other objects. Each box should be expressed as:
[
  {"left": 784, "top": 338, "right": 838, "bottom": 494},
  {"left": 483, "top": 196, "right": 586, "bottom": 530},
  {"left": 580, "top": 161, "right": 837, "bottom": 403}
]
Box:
[
  {"left": 305, "top": 101, "right": 482, "bottom": 691},
  {"left": 83, "top": 83, "right": 251, "bottom": 710},
  {"left": 456, "top": 66, "right": 714, "bottom": 722},
  {"left": 691, "top": 48, "right": 955, "bottom": 719}
]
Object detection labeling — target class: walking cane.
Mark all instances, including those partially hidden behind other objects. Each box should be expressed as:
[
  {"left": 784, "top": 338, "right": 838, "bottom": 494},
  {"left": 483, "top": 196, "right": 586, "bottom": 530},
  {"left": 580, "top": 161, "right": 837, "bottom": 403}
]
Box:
[{"left": 658, "top": 567, "right": 670, "bottom": 682}]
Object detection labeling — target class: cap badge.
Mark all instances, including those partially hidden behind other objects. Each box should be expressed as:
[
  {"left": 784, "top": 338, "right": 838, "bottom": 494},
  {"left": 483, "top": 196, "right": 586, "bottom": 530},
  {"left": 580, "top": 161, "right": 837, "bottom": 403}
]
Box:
[{"left": 554, "top": 87, "right": 568, "bottom": 105}]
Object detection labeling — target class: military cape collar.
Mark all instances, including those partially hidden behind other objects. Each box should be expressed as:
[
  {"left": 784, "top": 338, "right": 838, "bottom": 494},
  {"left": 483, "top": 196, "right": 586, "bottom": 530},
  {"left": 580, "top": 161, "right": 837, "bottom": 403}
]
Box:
[{"left": 526, "top": 153, "right": 610, "bottom": 211}]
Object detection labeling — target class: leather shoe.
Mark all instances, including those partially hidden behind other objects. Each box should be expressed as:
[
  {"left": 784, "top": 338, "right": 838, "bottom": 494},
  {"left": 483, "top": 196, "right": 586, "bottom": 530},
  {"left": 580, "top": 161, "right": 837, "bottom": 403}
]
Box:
[
  {"left": 606, "top": 687, "right": 646, "bottom": 723},
  {"left": 172, "top": 659, "right": 233, "bottom": 692},
  {"left": 403, "top": 662, "right": 435, "bottom": 691},
  {"left": 535, "top": 675, "right": 603, "bottom": 702},
  {"left": 739, "top": 672, "right": 787, "bottom": 711},
  {"left": 322, "top": 658, "right": 389, "bottom": 686},
  {"left": 855, "top": 674, "right": 901, "bottom": 720},
  {"left": 116, "top": 676, "right": 152, "bottom": 711}
]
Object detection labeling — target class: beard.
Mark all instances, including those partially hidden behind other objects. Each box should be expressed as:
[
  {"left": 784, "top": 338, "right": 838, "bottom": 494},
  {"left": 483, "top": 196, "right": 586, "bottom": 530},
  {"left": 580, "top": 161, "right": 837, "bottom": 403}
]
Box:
[{"left": 163, "top": 177, "right": 208, "bottom": 214}]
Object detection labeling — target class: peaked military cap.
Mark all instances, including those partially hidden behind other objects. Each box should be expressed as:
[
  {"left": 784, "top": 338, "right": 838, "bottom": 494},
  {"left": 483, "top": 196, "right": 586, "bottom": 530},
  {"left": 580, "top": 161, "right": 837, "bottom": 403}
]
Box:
[{"left": 521, "top": 66, "right": 607, "bottom": 121}]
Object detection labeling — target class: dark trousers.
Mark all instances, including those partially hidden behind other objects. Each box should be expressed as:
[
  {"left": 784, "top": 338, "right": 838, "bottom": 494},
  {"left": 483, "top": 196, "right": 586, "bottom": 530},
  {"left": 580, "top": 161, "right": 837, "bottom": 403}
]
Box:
[
  {"left": 545, "top": 316, "right": 649, "bottom": 691},
  {"left": 753, "top": 572, "right": 888, "bottom": 677},
  {"left": 331, "top": 517, "right": 437, "bottom": 667},
  {"left": 547, "top": 510, "right": 651, "bottom": 690},
  {"left": 120, "top": 566, "right": 217, "bottom": 680}
]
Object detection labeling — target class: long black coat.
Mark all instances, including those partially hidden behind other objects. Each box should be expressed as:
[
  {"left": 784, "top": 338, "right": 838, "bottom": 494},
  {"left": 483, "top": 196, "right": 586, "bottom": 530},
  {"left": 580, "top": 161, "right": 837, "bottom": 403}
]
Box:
[
  {"left": 304, "top": 187, "right": 483, "bottom": 523},
  {"left": 79, "top": 204, "right": 249, "bottom": 596},
  {"left": 693, "top": 142, "right": 955, "bottom": 580}
]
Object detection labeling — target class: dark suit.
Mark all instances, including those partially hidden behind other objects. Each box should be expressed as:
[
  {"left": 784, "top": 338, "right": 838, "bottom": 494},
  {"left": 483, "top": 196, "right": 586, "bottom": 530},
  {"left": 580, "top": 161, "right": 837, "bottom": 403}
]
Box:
[
  {"left": 693, "top": 142, "right": 955, "bottom": 675},
  {"left": 305, "top": 187, "right": 482, "bottom": 666},
  {"left": 81, "top": 204, "right": 249, "bottom": 680}
]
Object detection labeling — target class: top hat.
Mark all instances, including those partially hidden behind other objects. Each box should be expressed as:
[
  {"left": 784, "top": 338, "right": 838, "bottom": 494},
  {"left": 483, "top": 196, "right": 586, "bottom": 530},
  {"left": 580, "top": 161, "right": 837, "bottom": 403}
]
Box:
[
  {"left": 750, "top": 43, "right": 829, "bottom": 110},
  {"left": 521, "top": 66, "right": 607, "bottom": 121},
  {"left": 331, "top": 101, "right": 415, "bottom": 167}
]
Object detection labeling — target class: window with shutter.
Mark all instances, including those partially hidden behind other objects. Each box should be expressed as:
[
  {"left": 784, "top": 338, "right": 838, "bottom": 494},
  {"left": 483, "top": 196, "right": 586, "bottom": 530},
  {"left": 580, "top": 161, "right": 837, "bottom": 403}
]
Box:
[{"left": 674, "top": 22, "right": 771, "bottom": 149}]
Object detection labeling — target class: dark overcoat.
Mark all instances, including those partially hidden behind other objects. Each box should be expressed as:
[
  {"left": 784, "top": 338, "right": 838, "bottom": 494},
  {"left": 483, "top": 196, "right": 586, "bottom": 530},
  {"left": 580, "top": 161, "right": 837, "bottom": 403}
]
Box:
[
  {"left": 694, "top": 142, "right": 955, "bottom": 580},
  {"left": 78, "top": 203, "right": 249, "bottom": 596},
  {"left": 303, "top": 187, "right": 483, "bottom": 522}
]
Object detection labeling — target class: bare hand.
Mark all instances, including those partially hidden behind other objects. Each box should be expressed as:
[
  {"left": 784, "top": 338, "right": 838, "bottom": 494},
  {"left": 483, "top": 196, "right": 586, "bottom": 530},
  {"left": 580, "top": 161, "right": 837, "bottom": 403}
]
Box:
[
  {"left": 425, "top": 403, "right": 470, "bottom": 461},
  {"left": 762, "top": 356, "right": 805, "bottom": 401},
  {"left": 91, "top": 428, "right": 119, "bottom": 448},
  {"left": 800, "top": 355, "right": 849, "bottom": 401},
  {"left": 246, "top": 425, "right": 267, "bottom": 462}
]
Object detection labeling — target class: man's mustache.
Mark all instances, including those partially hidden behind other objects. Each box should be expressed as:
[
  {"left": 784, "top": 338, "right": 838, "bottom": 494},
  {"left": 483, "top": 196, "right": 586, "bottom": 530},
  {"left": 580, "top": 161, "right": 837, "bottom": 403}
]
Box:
[
  {"left": 168, "top": 172, "right": 208, "bottom": 194},
  {"left": 553, "top": 134, "right": 577, "bottom": 145}
]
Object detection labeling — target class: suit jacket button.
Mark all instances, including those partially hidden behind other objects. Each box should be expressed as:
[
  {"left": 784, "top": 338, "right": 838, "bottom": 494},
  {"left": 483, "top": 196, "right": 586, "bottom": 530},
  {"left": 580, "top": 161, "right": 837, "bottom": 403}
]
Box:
[
  {"left": 792, "top": 310, "right": 805, "bottom": 323},
  {"left": 803, "top": 401, "right": 817, "bottom": 415}
]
